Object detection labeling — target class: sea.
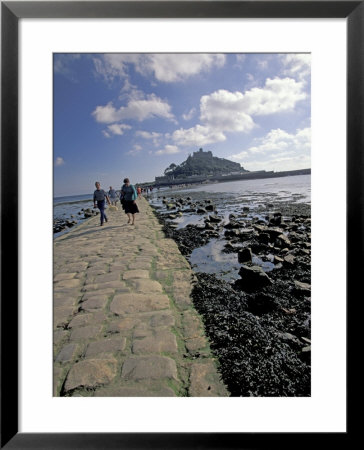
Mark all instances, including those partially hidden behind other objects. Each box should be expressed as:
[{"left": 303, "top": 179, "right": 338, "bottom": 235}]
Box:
[
  {"left": 149, "top": 174, "right": 311, "bottom": 281},
  {"left": 53, "top": 175, "right": 311, "bottom": 242}
]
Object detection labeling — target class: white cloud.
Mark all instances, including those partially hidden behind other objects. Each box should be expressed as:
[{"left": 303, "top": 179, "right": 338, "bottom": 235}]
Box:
[
  {"left": 93, "top": 54, "right": 140, "bottom": 82},
  {"left": 140, "top": 54, "right": 226, "bottom": 82},
  {"left": 172, "top": 77, "right": 306, "bottom": 147},
  {"left": 126, "top": 144, "right": 143, "bottom": 156},
  {"left": 200, "top": 90, "right": 256, "bottom": 133},
  {"left": 182, "top": 108, "right": 197, "bottom": 121},
  {"left": 155, "top": 145, "right": 180, "bottom": 156},
  {"left": 106, "top": 123, "right": 132, "bottom": 136},
  {"left": 281, "top": 54, "right": 311, "bottom": 81},
  {"left": 236, "top": 54, "right": 246, "bottom": 64},
  {"left": 54, "top": 54, "right": 81, "bottom": 82},
  {"left": 92, "top": 94, "right": 175, "bottom": 123},
  {"left": 135, "top": 130, "right": 163, "bottom": 146},
  {"left": 238, "top": 77, "right": 306, "bottom": 116},
  {"left": 93, "top": 54, "right": 226, "bottom": 83},
  {"left": 55, "top": 156, "right": 65, "bottom": 166},
  {"left": 229, "top": 127, "right": 311, "bottom": 171},
  {"left": 172, "top": 125, "right": 226, "bottom": 147}
]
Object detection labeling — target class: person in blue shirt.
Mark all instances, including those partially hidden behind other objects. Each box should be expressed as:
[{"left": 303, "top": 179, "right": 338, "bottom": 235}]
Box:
[
  {"left": 120, "top": 178, "right": 139, "bottom": 225},
  {"left": 108, "top": 186, "right": 117, "bottom": 205},
  {"left": 93, "top": 181, "right": 111, "bottom": 226}
]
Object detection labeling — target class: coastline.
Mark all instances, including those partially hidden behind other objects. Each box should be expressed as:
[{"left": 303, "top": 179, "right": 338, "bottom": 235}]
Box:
[{"left": 149, "top": 187, "right": 311, "bottom": 396}]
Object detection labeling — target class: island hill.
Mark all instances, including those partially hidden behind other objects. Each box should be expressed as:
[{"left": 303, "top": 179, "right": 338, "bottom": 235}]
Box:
[{"left": 154, "top": 148, "right": 310, "bottom": 187}]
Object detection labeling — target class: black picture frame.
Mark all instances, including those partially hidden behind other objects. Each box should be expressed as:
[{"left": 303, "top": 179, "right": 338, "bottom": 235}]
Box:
[{"left": 1, "top": 1, "right": 360, "bottom": 448}]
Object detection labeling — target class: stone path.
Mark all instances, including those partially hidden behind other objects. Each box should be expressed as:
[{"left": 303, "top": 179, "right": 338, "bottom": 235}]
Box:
[{"left": 53, "top": 197, "right": 228, "bottom": 397}]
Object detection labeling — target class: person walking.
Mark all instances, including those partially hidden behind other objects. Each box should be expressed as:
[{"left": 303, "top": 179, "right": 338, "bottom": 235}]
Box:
[
  {"left": 93, "top": 181, "right": 111, "bottom": 226},
  {"left": 136, "top": 186, "right": 142, "bottom": 198},
  {"left": 108, "top": 186, "right": 117, "bottom": 205},
  {"left": 120, "top": 178, "right": 139, "bottom": 225}
]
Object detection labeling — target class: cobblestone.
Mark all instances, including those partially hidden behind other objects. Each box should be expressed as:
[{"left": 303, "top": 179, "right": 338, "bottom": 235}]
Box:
[{"left": 54, "top": 198, "right": 228, "bottom": 397}]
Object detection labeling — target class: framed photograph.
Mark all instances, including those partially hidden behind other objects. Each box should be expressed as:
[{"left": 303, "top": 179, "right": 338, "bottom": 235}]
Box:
[{"left": 1, "top": 1, "right": 360, "bottom": 448}]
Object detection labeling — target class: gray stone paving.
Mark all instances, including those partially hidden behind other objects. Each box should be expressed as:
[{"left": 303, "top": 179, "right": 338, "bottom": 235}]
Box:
[{"left": 53, "top": 197, "right": 228, "bottom": 397}]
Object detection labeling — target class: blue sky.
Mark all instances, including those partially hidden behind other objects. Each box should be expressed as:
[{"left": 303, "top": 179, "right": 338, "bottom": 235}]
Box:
[{"left": 54, "top": 53, "right": 310, "bottom": 196}]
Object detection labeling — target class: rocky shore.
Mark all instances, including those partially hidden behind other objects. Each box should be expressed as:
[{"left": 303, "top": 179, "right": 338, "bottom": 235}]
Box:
[
  {"left": 151, "top": 193, "right": 311, "bottom": 396},
  {"left": 53, "top": 208, "right": 99, "bottom": 234}
]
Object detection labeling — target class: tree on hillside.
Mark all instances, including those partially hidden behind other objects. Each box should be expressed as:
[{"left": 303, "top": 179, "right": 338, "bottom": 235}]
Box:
[{"left": 164, "top": 163, "right": 177, "bottom": 175}]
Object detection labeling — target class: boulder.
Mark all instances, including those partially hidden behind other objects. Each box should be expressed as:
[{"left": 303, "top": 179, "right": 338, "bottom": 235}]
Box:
[
  {"left": 208, "top": 214, "right": 222, "bottom": 223},
  {"left": 265, "top": 227, "right": 284, "bottom": 240},
  {"left": 224, "top": 229, "right": 240, "bottom": 239},
  {"left": 253, "top": 224, "right": 267, "bottom": 233},
  {"left": 238, "top": 229, "right": 256, "bottom": 241},
  {"left": 274, "top": 255, "right": 284, "bottom": 264},
  {"left": 293, "top": 280, "right": 311, "bottom": 295},
  {"left": 258, "top": 232, "right": 270, "bottom": 245},
  {"left": 237, "top": 265, "right": 273, "bottom": 290},
  {"left": 269, "top": 213, "right": 282, "bottom": 225},
  {"left": 204, "top": 222, "right": 215, "bottom": 230},
  {"left": 283, "top": 254, "right": 296, "bottom": 266},
  {"left": 276, "top": 234, "right": 291, "bottom": 248},
  {"left": 238, "top": 248, "right": 252, "bottom": 263},
  {"left": 196, "top": 208, "right": 207, "bottom": 214},
  {"left": 223, "top": 242, "right": 236, "bottom": 253},
  {"left": 224, "top": 220, "right": 240, "bottom": 229}
]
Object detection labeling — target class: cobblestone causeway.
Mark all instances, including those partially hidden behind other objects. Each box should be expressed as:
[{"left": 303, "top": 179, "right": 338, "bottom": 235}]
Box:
[{"left": 53, "top": 197, "right": 228, "bottom": 397}]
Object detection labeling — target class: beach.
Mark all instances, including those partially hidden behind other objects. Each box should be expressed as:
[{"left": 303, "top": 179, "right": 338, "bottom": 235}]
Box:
[{"left": 53, "top": 197, "right": 228, "bottom": 397}]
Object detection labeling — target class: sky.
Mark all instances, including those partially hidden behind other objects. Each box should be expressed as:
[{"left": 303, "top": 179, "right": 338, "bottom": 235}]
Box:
[{"left": 53, "top": 53, "right": 311, "bottom": 196}]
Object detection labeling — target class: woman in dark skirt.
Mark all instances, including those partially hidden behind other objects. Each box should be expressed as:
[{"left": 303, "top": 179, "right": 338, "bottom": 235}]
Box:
[{"left": 120, "top": 178, "right": 139, "bottom": 225}]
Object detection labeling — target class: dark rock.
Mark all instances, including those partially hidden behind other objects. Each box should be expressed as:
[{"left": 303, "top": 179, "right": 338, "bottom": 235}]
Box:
[
  {"left": 204, "top": 222, "right": 215, "bottom": 230},
  {"left": 223, "top": 242, "right": 236, "bottom": 253},
  {"left": 283, "top": 254, "right": 296, "bottom": 266},
  {"left": 274, "top": 255, "right": 284, "bottom": 264},
  {"left": 250, "top": 240, "right": 269, "bottom": 254},
  {"left": 196, "top": 208, "right": 207, "bottom": 214},
  {"left": 238, "top": 229, "right": 256, "bottom": 241},
  {"left": 258, "top": 232, "right": 270, "bottom": 245},
  {"left": 207, "top": 214, "right": 222, "bottom": 223},
  {"left": 276, "top": 234, "right": 291, "bottom": 248},
  {"left": 238, "top": 248, "right": 252, "bottom": 263},
  {"left": 236, "top": 265, "right": 273, "bottom": 290},
  {"left": 265, "top": 227, "right": 284, "bottom": 240},
  {"left": 269, "top": 213, "right": 282, "bottom": 226},
  {"left": 293, "top": 280, "right": 310, "bottom": 295},
  {"left": 224, "top": 229, "right": 240, "bottom": 239},
  {"left": 276, "top": 332, "right": 303, "bottom": 348},
  {"left": 224, "top": 221, "right": 240, "bottom": 229}
]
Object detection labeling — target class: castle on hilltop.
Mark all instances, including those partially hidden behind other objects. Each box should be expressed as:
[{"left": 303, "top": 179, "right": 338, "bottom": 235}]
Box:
[
  {"left": 155, "top": 148, "right": 248, "bottom": 185},
  {"left": 192, "top": 148, "right": 213, "bottom": 158}
]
